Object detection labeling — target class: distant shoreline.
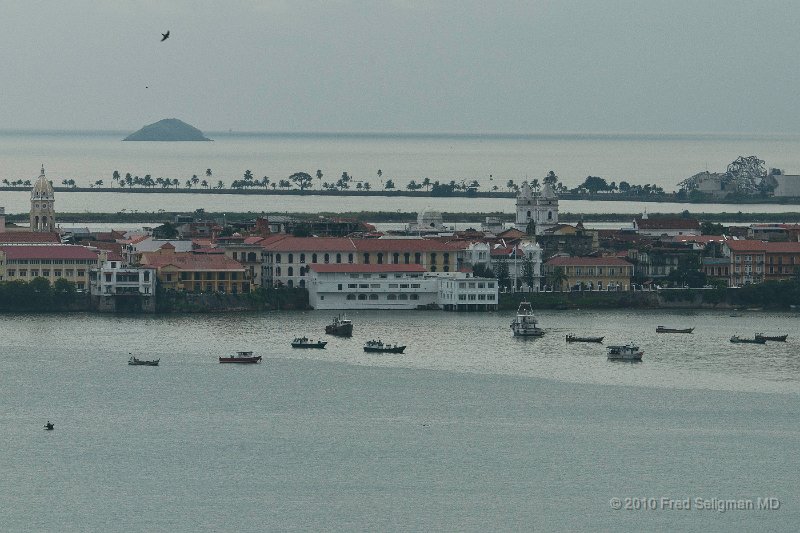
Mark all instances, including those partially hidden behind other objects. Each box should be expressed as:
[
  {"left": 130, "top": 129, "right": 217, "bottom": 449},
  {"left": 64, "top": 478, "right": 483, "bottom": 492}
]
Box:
[{"left": 2, "top": 186, "right": 800, "bottom": 206}]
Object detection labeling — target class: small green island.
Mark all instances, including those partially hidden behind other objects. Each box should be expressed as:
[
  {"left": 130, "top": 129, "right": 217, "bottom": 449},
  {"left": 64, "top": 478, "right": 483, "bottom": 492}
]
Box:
[{"left": 123, "top": 118, "right": 212, "bottom": 142}]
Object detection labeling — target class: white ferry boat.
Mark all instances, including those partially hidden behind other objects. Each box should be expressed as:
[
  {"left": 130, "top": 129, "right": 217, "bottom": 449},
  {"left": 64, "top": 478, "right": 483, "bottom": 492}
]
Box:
[
  {"left": 510, "top": 301, "right": 544, "bottom": 337},
  {"left": 606, "top": 343, "right": 643, "bottom": 361}
]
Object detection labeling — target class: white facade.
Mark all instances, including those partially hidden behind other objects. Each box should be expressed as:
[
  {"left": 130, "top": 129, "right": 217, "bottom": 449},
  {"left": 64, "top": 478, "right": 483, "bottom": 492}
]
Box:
[
  {"left": 307, "top": 265, "right": 498, "bottom": 310},
  {"left": 771, "top": 173, "right": 800, "bottom": 197},
  {"left": 515, "top": 182, "right": 558, "bottom": 234},
  {"left": 491, "top": 241, "right": 542, "bottom": 291},
  {"left": 89, "top": 260, "right": 157, "bottom": 297},
  {"left": 30, "top": 165, "right": 56, "bottom": 232}
]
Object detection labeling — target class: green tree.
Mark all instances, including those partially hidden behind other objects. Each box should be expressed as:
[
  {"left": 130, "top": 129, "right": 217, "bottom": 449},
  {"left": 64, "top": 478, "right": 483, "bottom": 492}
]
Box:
[
  {"left": 422, "top": 177, "right": 431, "bottom": 191},
  {"left": 112, "top": 170, "right": 120, "bottom": 187},
  {"left": 289, "top": 172, "right": 313, "bottom": 190},
  {"left": 384, "top": 179, "right": 395, "bottom": 190},
  {"left": 580, "top": 176, "right": 609, "bottom": 193},
  {"left": 521, "top": 258, "right": 536, "bottom": 291},
  {"left": 494, "top": 260, "right": 511, "bottom": 291},
  {"left": 191, "top": 174, "right": 199, "bottom": 188},
  {"left": 547, "top": 266, "right": 568, "bottom": 291}
]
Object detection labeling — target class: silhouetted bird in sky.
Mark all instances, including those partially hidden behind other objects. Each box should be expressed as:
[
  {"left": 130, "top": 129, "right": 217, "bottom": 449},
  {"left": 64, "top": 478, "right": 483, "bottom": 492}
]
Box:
[{"left": 161, "top": 31, "right": 170, "bottom": 42}]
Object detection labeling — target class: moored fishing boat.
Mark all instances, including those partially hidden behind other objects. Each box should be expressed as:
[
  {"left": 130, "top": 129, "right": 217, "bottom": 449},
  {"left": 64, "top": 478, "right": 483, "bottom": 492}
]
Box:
[
  {"left": 291, "top": 337, "right": 327, "bottom": 348},
  {"left": 730, "top": 335, "right": 766, "bottom": 344},
  {"left": 755, "top": 333, "right": 788, "bottom": 342},
  {"left": 607, "top": 343, "right": 643, "bottom": 361},
  {"left": 566, "top": 334, "right": 604, "bottom": 343},
  {"left": 363, "top": 340, "right": 406, "bottom": 353},
  {"left": 510, "top": 301, "right": 544, "bottom": 337},
  {"left": 656, "top": 326, "right": 694, "bottom": 334},
  {"left": 325, "top": 314, "right": 353, "bottom": 337},
  {"left": 219, "top": 351, "right": 262, "bottom": 363}
]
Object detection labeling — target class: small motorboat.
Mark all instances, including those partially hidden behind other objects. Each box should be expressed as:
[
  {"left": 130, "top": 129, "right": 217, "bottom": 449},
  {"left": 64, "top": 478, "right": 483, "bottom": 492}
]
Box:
[
  {"left": 44, "top": 421, "right": 54, "bottom": 430},
  {"left": 128, "top": 355, "right": 160, "bottom": 366},
  {"left": 363, "top": 340, "right": 406, "bottom": 354},
  {"left": 291, "top": 337, "right": 327, "bottom": 349},
  {"left": 730, "top": 335, "right": 766, "bottom": 344},
  {"left": 566, "top": 334, "right": 604, "bottom": 343},
  {"left": 656, "top": 326, "right": 694, "bottom": 334},
  {"left": 325, "top": 314, "right": 353, "bottom": 337},
  {"left": 219, "top": 351, "right": 262, "bottom": 364},
  {"left": 755, "top": 333, "right": 788, "bottom": 342},
  {"left": 607, "top": 343, "right": 643, "bottom": 361}
]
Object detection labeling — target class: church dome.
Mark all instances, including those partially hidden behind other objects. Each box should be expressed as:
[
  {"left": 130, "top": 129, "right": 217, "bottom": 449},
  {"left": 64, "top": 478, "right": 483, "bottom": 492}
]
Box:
[{"left": 31, "top": 165, "right": 55, "bottom": 200}]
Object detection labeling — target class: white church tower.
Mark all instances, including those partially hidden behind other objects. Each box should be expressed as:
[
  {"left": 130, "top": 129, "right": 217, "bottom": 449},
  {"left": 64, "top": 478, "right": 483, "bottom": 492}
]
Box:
[
  {"left": 30, "top": 165, "right": 56, "bottom": 232},
  {"left": 515, "top": 181, "right": 558, "bottom": 234}
]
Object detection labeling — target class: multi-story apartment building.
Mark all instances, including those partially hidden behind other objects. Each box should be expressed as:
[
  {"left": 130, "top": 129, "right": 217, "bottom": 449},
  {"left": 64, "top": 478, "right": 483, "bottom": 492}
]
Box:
[
  {"left": 0, "top": 245, "right": 107, "bottom": 290},
  {"left": 89, "top": 259, "right": 157, "bottom": 312},
  {"left": 723, "top": 240, "right": 800, "bottom": 286},
  {"left": 261, "top": 237, "right": 461, "bottom": 288},
  {"left": 543, "top": 256, "right": 634, "bottom": 291},
  {"left": 139, "top": 244, "right": 250, "bottom": 293}
]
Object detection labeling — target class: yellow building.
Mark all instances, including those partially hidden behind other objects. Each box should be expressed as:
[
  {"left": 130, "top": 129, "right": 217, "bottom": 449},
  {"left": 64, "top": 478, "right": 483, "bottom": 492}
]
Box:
[
  {"left": 140, "top": 244, "right": 250, "bottom": 293},
  {"left": 0, "top": 244, "right": 107, "bottom": 290},
  {"left": 543, "top": 256, "right": 634, "bottom": 291}
]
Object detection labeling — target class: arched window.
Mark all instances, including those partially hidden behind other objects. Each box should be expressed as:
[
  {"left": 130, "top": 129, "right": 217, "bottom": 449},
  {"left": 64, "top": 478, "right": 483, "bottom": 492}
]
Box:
[
  {"left": 312, "top": 253, "right": 318, "bottom": 263},
  {"left": 548, "top": 211, "right": 553, "bottom": 220},
  {"left": 336, "top": 253, "right": 342, "bottom": 263},
  {"left": 275, "top": 254, "right": 282, "bottom": 263},
  {"left": 248, "top": 252, "right": 256, "bottom": 262},
  {"left": 346, "top": 294, "right": 356, "bottom": 300},
  {"left": 363, "top": 253, "right": 370, "bottom": 264},
  {"left": 357, "top": 294, "right": 367, "bottom": 300},
  {"left": 287, "top": 280, "right": 294, "bottom": 288},
  {"left": 377, "top": 253, "right": 384, "bottom": 264},
  {"left": 299, "top": 253, "right": 305, "bottom": 263},
  {"left": 404, "top": 253, "right": 410, "bottom": 264},
  {"left": 369, "top": 294, "right": 378, "bottom": 300},
  {"left": 299, "top": 280, "right": 306, "bottom": 288},
  {"left": 431, "top": 266, "right": 437, "bottom": 272},
  {"left": 288, "top": 254, "right": 294, "bottom": 263},
  {"left": 299, "top": 267, "right": 305, "bottom": 276},
  {"left": 399, "top": 294, "right": 408, "bottom": 300},
  {"left": 444, "top": 265, "right": 450, "bottom": 272},
  {"left": 276, "top": 267, "right": 281, "bottom": 276},
  {"left": 443, "top": 252, "right": 449, "bottom": 265},
  {"left": 387, "top": 294, "right": 397, "bottom": 300},
  {"left": 348, "top": 253, "right": 354, "bottom": 264},
  {"left": 414, "top": 253, "right": 421, "bottom": 264},
  {"left": 431, "top": 253, "right": 437, "bottom": 265},
  {"left": 324, "top": 253, "right": 330, "bottom": 263},
  {"left": 287, "top": 267, "right": 294, "bottom": 276}
]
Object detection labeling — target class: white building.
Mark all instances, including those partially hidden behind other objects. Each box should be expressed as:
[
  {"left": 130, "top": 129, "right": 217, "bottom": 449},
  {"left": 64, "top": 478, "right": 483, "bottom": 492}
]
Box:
[
  {"left": 307, "top": 263, "right": 498, "bottom": 311},
  {"left": 408, "top": 209, "right": 449, "bottom": 233},
  {"left": 30, "top": 165, "right": 56, "bottom": 232},
  {"left": 490, "top": 241, "right": 542, "bottom": 291},
  {"left": 515, "top": 181, "right": 558, "bottom": 234},
  {"left": 769, "top": 170, "right": 800, "bottom": 197},
  {"left": 89, "top": 259, "right": 157, "bottom": 312}
]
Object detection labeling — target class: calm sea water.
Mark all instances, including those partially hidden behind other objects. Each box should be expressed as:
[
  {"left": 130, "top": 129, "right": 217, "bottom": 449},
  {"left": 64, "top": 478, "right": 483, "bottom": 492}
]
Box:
[
  {"left": 1, "top": 310, "right": 798, "bottom": 531},
  {"left": 2, "top": 131, "right": 800, "bottom": 216}
]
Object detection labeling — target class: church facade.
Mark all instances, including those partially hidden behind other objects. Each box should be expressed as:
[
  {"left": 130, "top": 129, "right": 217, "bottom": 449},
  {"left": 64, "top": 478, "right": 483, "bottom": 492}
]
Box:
[
  {"left": 514, "top": 181, "right": 558, "bottom": 235},
  {"left": 30, "top": 165, "right": 56, "bottom": 232}
]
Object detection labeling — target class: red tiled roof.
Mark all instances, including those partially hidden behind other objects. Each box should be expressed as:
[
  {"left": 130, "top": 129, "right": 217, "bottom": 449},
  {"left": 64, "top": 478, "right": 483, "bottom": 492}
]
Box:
[
  {"left": 261, "top": 236, "right": 460, "bottom": 253},
  {"left": 0, "top": 245, "right": 100, "bottom": 260},
  {"left": 0, "top": 232, "right": 60, "bottom": 244},
  {"left": 546, "top": 256, "right": 633, "bottom": 267},
  {"left": 724, "top": 240, "right": 767, "bottom": 252},
  {"left": 309, "top": 264, "right": 428, "bottom": 273},
  {"left": 243, "top": 236, "right": 265, "bottom": 245},
  {"left": 141, "top": 251, "right": 246, "bottom": 271},
  {"left": 635, "top": 218, "right": 700, "bottom": 230}
]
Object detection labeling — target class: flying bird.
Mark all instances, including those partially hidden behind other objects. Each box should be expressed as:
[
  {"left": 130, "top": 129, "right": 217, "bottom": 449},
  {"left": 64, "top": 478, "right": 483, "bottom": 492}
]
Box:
[{"left": 161, "top": 31, "right": 170, "bottom": 42}]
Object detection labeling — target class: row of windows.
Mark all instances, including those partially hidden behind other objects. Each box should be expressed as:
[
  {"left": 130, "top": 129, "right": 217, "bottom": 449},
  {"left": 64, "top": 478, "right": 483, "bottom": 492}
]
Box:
[
  {"left": 345, "top": 293, "right": 420, "bottom": 301},
  {"left": 7, "top": 269, "right": 84, "bottom": 277},
  {"left": 569, "top": 267, "right": 624, "bottom": 276},
  {"left": 343, "top": 283, "right": 423, "bottom": 289},
  {"left": 272, "top": 252, "right": 451, "bottom": 265},
  {"left": 6, "top": 259, "right": 94, "bottom": 265},
  {"left": 165, "top": 272, "right": 242, "bottom": 282},
  {"left": 231, "top": 251, "right": 259, "bottom": 262}
]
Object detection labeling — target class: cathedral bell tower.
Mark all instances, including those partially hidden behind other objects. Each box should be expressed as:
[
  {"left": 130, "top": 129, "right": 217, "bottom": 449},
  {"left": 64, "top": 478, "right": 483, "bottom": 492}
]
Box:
[{"left": 30, "top": 165, "right": 56, "bottom": 232}]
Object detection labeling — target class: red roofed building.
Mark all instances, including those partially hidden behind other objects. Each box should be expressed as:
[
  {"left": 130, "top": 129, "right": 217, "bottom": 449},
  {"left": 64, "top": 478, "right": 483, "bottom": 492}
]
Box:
[
  {"left": 0, "top": 244, "right": 108, "bottom": 290},
  {"left": 260, "top": 237, "right": 461, "bottom": 288},
  {"left": 723, "top": 239, "right": 800, "bottom": 286},
  {"left": 543, "top": 256, "right": 634, "bottom": 291},
  {"left": 633, "top": 216, "right": 701, "bottom": 237},
  {"left": 140, "top": 247, "right": 250, "bottom": 293},
  {"left": 0, "top": 231, "right": 61, "bottom": 244}
]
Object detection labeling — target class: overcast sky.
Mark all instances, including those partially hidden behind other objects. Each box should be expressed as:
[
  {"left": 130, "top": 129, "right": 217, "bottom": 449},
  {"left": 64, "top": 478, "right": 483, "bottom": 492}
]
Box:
[{"left": 2, "top": 0, "right": 798, "bottom": 134}]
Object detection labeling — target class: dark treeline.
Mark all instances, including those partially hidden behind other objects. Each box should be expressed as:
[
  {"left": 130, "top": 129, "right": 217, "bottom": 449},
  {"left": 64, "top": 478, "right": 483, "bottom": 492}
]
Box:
[{"left": 0, "top": 278, "right": 83, "bottom": 311}]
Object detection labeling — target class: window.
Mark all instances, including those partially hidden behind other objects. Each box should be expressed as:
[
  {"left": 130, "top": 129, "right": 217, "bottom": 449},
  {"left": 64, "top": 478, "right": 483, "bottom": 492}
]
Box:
[
  {"left": 431, "top": 253, "right": 437, "bottom": 265},
  {"left": 7, "top": 269, "right": 15, "bottom": 276},
  {"left": 276, "top": 254, "right": 282, "bottom": 263},
  {"left": 312, "top": 253, "right": 318, "bottom": 263},
  {"left": 288, "top": 267, "right": 294, "bottom": 276},
  {"left": 388, "top": 294, "right": 397, "bottom": 300},
  {"left": 288, "top": 254, "right": 294, "bottom": 263},
  {"left": 411, "top": 283, "right": 421, "bottom": 288},
  {"left": 488, "top": 282, "right": 495, "bottom": 288},
  {"left": 415, "top": 253, "right": 421, "bottom": 264},
  {"left": 400, "top": 284, "right": 409, "bottom": 288},
  {"left": 363, "top": 253, "right": 370, "bottom": 264},
  {"left": 370, "top": 283, "right": 380, "bottom": 288},
  {"left": 388, "top": 283, "right": 398, "bottom": 288},
  {"left": 336, "top": 253, "right": 342, "bottom": 263},
  {"left": 338, "top": 283, "right": 343, "bottom": 290},
  {"left": 324, "top": 253, "right": 330, "bottom": 264},
  {"left": 369, "top": 294, "right": 378, "bottom": 300},
  {"left": 377, "top": 253, "right": 384, "bottom": 264},
  {"left": 404, "top": 253, "right": 410, "bottom": 264},
  {"left": 348, "top": 253, "right": 354, "bottom": 264},
  {"left": 458, "top": 294, "right": 466, "bottom": 301},
  {"left": 358, "top": 294, "right": 367, "bottom": 300},
  {"left": 300, "top": 253, "right": 306, "bottom": 263},
  {"left": 346, "top": 294, "right": 356, "bottom": 300},
  {"left": 478, "top": 294, "right": 486, "bottom": 300},
  {"left": 359, "top": 283, "right": 369, "bottom": 288},
  {"left": 393, "top": 252, "right": 399, "bottom": 263},
  {"left": 276, "top": 267, "right": 281, "bottom": 276},
  {"left": 410, "top": 294, "right": 419, "bottom": 300},
  {"left": 443, "top": 253, "right": 449, "bottom": 264},
  {"left": 478, "top": 282, "right": 485, "bottom": 288},
  {"left": 348, "top": 283, "right": 357, "bottom": 288},
  {"left": 399, "top": 294, "right": 408, "bottom": 300},
  {"left": 31, "top": 270, "right": 40, "bottom": 277}
]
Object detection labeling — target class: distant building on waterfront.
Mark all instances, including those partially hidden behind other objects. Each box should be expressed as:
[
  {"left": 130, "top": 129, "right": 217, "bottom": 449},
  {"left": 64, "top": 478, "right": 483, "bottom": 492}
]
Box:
[
  {"left": 30, "top": 165, "right": 56, "bottom": 232},
  {"left": 543, "top": 256, "right": 634, "bottom": 291},
  {"left": 0, "top": 244, "right": 107, "bottom": 290},
  {"left": 633, "top": 214, "right": 700, "bottom": 237},
  {"left": 89, "top": 259, "right": 156, "bottom": 312},
  {"left": 515, "top": 181, "right": 558, "bottom": 235}
]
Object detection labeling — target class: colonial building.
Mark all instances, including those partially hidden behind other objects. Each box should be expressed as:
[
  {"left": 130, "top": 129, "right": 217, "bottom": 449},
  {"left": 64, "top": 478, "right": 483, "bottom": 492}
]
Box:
[
  {"left": 140, "top": 244, "right": 250, "bottom": 293},
  {"left": 89, "top": 259, "right": 157, "bottom": 312},
  {"left": 0, "top": 244, "right": 107, "bottom": 290},
  {"left": 515, "top": 181, "right": 558, "bottom": 235},
  {"left": 306, "top": 263, "right": 498, "bottom": 311},
  {"left": 214, "top": 234, "right": 267, "bottom": 286},
  {"left": 490, "top": 241, "right": 542, "bottom": 291},
  {"left": 30, "top": 165, "right": 56, "bottom": 232},
  {"left": 543, "top": 256, "right": 634, "bottom": 291},
  {"left": 260, "top": 237, "right": 461, "bottom": 288},
  {"left": 723, "top": 240, "right": 800, "bottom": 286},
  {"left": 633, "top": 214, "right": 700, "bottom": 237}
]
